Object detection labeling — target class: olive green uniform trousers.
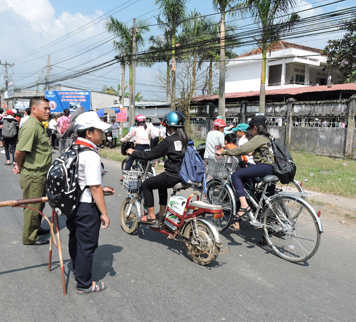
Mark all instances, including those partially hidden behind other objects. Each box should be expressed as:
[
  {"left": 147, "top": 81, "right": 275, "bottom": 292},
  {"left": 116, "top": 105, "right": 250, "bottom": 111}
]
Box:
[{"left": 19, "top": 173, "right": 47, "bottom": 245}]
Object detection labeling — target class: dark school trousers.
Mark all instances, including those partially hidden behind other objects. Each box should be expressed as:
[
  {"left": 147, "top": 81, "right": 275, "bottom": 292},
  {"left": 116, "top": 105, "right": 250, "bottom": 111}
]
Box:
[
  {"left": 19, "top": 173, "right": 47, "bottom": 244},
  {"left": 231, "top": 163, "right": 274, "bottom": 198},
  {"left": 66, "top": 202, "right": 101, "bottom": 289},
  {"left": 124, "top": 144, "right": 150, "bottom": 171},
  {"left": 150, "top": 137, "right": 159, "bottom": 149},
  {"left": 141, "top": 172, "right": 181, "bottom": 208},
  {"left": 4, "top": 137, "right": 17, "bottom": 162}
]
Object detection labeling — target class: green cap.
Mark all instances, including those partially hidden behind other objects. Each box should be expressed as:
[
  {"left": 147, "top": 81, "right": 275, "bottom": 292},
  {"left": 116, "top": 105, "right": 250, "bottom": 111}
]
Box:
[{"left": 232, "top": 123, "right": 249, "bottom": 132}]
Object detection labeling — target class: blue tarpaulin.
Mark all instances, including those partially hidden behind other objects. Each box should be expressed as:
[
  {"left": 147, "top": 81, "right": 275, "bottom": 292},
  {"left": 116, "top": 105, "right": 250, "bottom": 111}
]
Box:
[{"left": 96, "top": 107, "right": 120, "bottom": 117}]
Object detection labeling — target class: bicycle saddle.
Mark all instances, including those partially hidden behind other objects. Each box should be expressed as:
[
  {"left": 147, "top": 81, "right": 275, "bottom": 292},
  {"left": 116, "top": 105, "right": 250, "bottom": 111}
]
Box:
[
  {"left": 173, "top": 182, "right": 191, "bottom": 191},
  {"left": 262, "top": 175, "right": 279, "bottom": 183}
]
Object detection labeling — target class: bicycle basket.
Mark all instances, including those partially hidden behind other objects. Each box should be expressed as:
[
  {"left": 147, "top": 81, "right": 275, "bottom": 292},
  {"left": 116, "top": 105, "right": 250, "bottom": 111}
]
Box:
[
  {"left": 208, "top": 156, "right": 239, "bottom": 179},
  {"left": 123, "top": 170, "right": 143, "bottom": 193}
]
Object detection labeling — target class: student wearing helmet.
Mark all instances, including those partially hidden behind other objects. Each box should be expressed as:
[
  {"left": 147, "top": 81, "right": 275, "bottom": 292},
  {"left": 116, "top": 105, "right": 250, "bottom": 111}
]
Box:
[
  {"left": 120, "top": 114, "right": 151, "bottom": 175},
  {"left": 204, "top": 118, "right": 226, "bottom": 160},
  {"left": 126, "top": 111, "right": 190, "bottom": 226}
]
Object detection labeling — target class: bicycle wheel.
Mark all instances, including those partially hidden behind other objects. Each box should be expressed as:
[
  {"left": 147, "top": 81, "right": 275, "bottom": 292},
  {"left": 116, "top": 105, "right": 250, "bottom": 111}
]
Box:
[
  {"left": 120, "top": 197, "right": 139, "bottom": 234},
  {"left": 183, "top": 221, "right": 218, "bottom": 266},
  {"left": 121, "top": 158, "right": 129, "bottom": 174},
  {"left": 262, "top": 196, "right": 321, "bottom": 262},
  {"left": 275, "top": 180, "right": 305, "bottom": 198},
  {"left": 205, "top": 179, "right": 235, "bottom": 232},
  {"left": 147, "top": 163, "right": 156, "bottom": 178}
]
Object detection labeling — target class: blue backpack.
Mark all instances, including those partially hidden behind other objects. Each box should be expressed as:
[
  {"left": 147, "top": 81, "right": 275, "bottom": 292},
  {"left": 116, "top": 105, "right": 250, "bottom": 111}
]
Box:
[{"left": 179, "top": 141, "right": 206, "bottom": 185}]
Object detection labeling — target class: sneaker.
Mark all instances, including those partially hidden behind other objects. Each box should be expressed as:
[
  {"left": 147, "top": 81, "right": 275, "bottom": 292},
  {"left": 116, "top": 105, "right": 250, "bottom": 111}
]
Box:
[{"left": 120, "top": 176, "right": 124, "bottom": 182}]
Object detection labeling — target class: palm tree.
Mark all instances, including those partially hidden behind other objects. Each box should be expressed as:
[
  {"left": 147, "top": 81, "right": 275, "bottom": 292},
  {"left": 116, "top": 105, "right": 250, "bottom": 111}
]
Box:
[
  {"left": 213, "top": 0, "right": 239, "bottom": 120},
  {"left": 155, "top": 0, "right": 187, "bottom": 110},
  {"left": 148, "top": 29, "right": 172, "bottom": 102},
  {"left": 199, "top": 18, "right": 238, "bottom": 95},
  {"left": 239, "top": 0, "right": 299, "bottom": 114},
  {"left": 106, "top": 17, "right": 149, "bottom": 126}
]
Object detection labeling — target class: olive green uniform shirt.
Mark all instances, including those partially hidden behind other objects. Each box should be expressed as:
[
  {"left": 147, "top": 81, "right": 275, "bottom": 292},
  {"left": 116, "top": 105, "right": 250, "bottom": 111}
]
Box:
[
  {"left": 221, "top": 135, "right": 275, "bottom": 164},
  {"left": 16, "top": 115, "right": 52, "bottom": 176}
]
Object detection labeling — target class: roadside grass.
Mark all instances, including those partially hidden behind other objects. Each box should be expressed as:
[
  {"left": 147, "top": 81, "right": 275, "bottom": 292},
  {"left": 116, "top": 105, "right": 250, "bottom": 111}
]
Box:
[
  {"left": 292, "top": 150, "right": 356, "bottom": 198},
  {"left": 99, "top": 137, "right": 356, "bottom": 199}
]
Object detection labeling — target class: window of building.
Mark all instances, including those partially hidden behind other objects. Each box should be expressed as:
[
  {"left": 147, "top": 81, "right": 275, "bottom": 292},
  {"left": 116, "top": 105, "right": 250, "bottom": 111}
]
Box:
[{"left": 295, "top": 74, "right": 305, "bottom": 84}]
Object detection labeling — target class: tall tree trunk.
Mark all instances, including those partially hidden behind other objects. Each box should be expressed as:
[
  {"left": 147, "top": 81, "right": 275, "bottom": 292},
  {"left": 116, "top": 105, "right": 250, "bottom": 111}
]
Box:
[
  {"left": 208, "top": 58, "right": 213, "bottom": 95},
  {"left": 171, "top": 34, "right": 177, "bottom": 111},
  {"left": 218, "top": 11, "right": 226, "bottom": 119},
  {"left": 259, "top": 48, "right": 266, "bottom": 114},
  {"left": 129, "top": 64, "right": 134, "bottom": 127},
  {"left": 120, "top": 57, "right": 125, "bottom": 140},
  {"left": 192, "top": 54, "right": 197, "bottom": 98},
  {"left": 166, "top": 61, "right": 171, "bottom": 102}
]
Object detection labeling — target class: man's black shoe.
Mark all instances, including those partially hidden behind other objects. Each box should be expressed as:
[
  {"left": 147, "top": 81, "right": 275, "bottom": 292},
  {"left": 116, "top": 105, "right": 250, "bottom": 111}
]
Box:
[
  {"left": 31, "top": 238, "right": 50, "bottom": 245},
  {"left": 38, "top": 229, "right": 50, "bottom": 235}
]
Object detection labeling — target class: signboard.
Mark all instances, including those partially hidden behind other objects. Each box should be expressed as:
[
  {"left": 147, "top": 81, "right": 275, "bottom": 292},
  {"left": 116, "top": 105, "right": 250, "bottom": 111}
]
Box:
[
  {"left": 116, "top": 107, "right": 127, "bottom": 122},
  {"left": 45, "top": 90, "right": 91, "bottom": 113},
  {"left": 112, "top": 129, "right": 119, "bottom": 138},
  {"left": 8, "top": 81, "right": 14, "bottom": 98}
]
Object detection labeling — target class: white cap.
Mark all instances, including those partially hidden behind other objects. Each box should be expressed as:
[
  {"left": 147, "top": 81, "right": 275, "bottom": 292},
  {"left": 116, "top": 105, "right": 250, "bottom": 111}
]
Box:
[
  {"left": 76, "top": 111, "right": 111, "bottom": 131},
  {"left": 12, "top": 109, "right": 17, "bottom": 114}
]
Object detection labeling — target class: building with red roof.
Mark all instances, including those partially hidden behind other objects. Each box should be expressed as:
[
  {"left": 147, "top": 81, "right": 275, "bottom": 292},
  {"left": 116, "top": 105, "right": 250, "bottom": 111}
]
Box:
[{"left": 225, "top": 40, "right": 343, "bottom": 94}]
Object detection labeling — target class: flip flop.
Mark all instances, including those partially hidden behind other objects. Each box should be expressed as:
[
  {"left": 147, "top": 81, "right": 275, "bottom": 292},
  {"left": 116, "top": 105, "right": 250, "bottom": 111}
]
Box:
[
  {"left": 140, "top": 215, "right": 157, "bottom": 225},
  {"left": 76, "top": 282, "right": 106, "bottom": 295},
  {"left": 4, "top": 162, "right": 11, "bottom": 166}
]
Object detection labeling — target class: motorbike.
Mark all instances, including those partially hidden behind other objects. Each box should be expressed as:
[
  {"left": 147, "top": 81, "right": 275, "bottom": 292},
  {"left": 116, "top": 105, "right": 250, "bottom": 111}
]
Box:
[{"left": 120, "top": 162, "right": 229, "bottom": 266}]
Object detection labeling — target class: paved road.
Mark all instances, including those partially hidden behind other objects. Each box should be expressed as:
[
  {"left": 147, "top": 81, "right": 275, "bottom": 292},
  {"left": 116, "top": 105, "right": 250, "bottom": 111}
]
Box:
[{"left": 0, "top": 150, "right": 355, "bottom": 322}]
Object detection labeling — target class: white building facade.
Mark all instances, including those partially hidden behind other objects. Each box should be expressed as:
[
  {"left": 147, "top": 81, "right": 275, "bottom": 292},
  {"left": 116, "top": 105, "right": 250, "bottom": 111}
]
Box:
[{"left": 226, "top": 41, "right": 343, "bottom": 93}]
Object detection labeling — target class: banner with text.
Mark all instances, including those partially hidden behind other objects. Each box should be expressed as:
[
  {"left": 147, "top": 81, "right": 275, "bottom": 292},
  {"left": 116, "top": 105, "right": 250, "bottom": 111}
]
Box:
[
  {"left": 116, "top": 107, "right": 127, "bottom": 122},
  {"left": 45, "top": 90, "right": 91, "bottom": 113}
]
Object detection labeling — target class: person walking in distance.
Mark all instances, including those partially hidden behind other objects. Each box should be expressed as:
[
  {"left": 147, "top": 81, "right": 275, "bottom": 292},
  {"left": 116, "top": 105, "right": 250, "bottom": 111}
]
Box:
[
  {"left": 13, "top": 97, "right": 52, "bottom": 245},
  {"left": 1, "top": 109, "right": 18, "bottom": 166}
]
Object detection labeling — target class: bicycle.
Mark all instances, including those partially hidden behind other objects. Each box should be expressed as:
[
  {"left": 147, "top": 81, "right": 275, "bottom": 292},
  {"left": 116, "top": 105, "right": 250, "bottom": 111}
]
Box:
[
  {"left": 205, "top": 156, "right": 304, "bottom": 233},
  {"left": 121, "top": 142, "right": 156, "bottom": 178},
  {"left": 205, "top": 156, "right": 322, "bottom": 262},
  {"left": 120, "top": 161, "right": 229, "bottom": 266}
]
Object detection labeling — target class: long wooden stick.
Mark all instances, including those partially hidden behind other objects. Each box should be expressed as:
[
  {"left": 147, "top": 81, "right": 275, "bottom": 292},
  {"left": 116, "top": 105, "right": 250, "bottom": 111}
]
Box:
[{"left": 0, "top": 197, "right": 48, "bottom": 207}]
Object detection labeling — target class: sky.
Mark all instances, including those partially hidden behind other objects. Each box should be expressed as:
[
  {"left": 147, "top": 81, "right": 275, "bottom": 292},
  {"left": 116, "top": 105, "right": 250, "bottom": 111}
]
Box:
[{"left": 0, "top": 0, "right": 354, "bottom": 101}]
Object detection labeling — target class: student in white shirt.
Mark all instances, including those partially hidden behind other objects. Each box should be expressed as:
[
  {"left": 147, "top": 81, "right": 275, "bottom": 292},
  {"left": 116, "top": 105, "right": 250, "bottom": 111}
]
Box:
[{"left": 66, "top": 112, "right": 114, "bottom": 295}]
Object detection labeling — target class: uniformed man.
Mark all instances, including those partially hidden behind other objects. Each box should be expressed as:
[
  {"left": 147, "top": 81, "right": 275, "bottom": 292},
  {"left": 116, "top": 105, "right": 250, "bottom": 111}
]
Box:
[{"left": 13, "top": 97, "right": 52, "bottom": 245}]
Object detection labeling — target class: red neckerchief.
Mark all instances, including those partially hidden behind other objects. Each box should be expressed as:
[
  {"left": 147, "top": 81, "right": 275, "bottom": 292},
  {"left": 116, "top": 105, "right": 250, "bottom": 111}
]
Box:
[{"left": 74, "top": 138, "right": 96, "bottom": 150}]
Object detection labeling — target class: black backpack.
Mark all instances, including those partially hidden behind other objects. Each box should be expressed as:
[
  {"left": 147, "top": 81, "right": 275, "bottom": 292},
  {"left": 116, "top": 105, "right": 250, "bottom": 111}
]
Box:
[
  {"left": 263, "top": 138, "right": 297, "bottom": 184},
  {"left": 46, "top": 145, "right": 96, "bottom": 216}
]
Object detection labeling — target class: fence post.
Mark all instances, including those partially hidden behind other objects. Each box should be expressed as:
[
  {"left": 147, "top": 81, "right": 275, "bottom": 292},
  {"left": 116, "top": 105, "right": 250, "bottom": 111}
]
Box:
[
  {"left": 240, "top": 100, "right": 248, "bottom": 123},
  {"left": 285, "top": 98, "right": 296, "bottom": 148},
  {"left": 345, "top": 95, "right": 356, "bottom": 158}
]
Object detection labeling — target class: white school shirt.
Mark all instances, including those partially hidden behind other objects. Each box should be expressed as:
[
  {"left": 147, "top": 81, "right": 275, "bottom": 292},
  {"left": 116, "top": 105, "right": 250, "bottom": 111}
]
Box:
[
  {"left": 238, "top": 135, "right": 255, "bottom": 164},
  {"left": 77, "top": 138, "right": 103, "bottom": 203}
]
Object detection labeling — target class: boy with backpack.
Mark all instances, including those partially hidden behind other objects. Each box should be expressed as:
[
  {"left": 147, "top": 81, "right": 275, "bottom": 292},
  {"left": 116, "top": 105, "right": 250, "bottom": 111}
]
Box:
[
  {"left": 1, "top": 109, "right": 18, "bottom": 165},
  {"left": 64, "top": 111, "right": 114, "bottom": 294}
]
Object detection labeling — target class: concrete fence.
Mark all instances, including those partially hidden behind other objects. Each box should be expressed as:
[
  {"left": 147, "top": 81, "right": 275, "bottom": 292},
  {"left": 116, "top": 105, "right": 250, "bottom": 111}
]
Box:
[{"left": 190, "top": 94, "right": 356, "bottom": 159}]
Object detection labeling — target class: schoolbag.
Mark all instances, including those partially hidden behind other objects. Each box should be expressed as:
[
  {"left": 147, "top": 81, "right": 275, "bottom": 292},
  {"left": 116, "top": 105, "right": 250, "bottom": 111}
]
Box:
[
  {"left": 179, "top": 141, "right": 206, "bottom": 185},
  {"left": 60, "top": 117, "right": 70, "bottom": 134},
  {"left": 2, "top": 118, "right": 17, "bottom": 138},
  {"left": 46, "top": 145, "right": 96, "bottom": 216},
  {"left": 264, "top": 138, "right": 296, "bottom": 184}
]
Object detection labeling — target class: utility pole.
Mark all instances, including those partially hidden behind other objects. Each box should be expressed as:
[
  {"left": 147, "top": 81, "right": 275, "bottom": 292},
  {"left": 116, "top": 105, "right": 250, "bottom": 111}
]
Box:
[
  {"left": 0, "top": 61, "right": 15, "bottom": 110},
  {"left": 45, "top": 55, "right": 51, "bottom": 91},
  {"left": 129, "top": 18, "right": 137, "bottom": 128}
]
